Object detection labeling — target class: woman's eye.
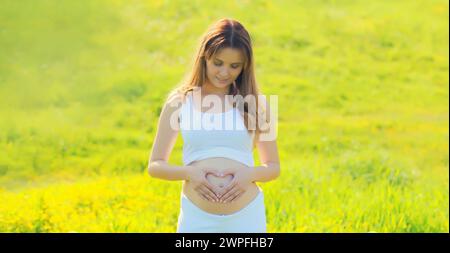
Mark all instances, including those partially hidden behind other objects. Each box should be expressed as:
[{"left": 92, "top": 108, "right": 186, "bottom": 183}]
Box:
[{"left": 213, "top": 62, "right": 240, "bottom": 69}]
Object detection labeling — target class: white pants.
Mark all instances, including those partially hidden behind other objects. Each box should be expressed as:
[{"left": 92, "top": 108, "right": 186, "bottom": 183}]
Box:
[{"left": 177, "top": 190, "right": 267, "bottom": 233}]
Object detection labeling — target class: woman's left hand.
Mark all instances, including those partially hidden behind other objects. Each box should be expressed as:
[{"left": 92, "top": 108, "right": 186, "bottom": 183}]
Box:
[{"left": 217, "top": 167, "right": 254, "bottom": 203}]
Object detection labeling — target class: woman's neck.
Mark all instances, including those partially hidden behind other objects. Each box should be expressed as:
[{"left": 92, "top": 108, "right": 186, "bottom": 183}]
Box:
[{"left": 202, "top": 81, "right": 229, "bottom": 96}]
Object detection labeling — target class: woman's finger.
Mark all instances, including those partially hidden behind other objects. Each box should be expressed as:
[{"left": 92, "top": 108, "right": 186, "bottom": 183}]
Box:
[
  {"left": 221, "top": 186, "right": 241, "bottom": 203},
  {"left": 207, "top": 168, "right": 223, "bottom": 177},
  {"left": 218, "top": 184, "right": 235, "bottom": 201},
  {"left": 195, "top": 190, "right": 209, "bottom": 201},
  {"left": 221, "top": 167, "right": 236, "bottom": 176},
  {"left": 218, "top": 179, "right": 237, "bottom": 197},
  {"left": 230, "top": 190, "right": 245, "bottom": 202},
  {"left": 203, "top": 181, "right": 220, "bottom": 195},
  {"left": 200, "top": 184, "right": 219, "bottom": 202},
  {"left": 200, "top": 193, "right": 211, "bottom": 202},
  {"left": 196, "top": 187, "right": 215, "bottom": 202}
]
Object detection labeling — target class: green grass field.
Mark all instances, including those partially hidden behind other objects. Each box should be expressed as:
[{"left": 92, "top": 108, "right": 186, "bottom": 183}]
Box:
[{"left": 0, "top": 0, "right": 448, "bottom": 232}]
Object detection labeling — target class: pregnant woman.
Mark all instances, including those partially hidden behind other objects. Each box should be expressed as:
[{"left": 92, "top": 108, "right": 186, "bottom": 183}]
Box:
[{"left": 148, "top": 18, "right": 280, "bottom": 233}]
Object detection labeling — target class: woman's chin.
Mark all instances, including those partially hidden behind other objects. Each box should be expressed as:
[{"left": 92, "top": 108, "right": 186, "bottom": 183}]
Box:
[{"left": 213, "top": 79, "right": 231, "bottom": 88}]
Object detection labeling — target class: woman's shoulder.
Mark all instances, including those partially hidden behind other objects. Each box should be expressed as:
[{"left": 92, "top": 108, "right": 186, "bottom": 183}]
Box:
[
  {"left": 157, "top": 90, "right": 186, "bottom": 128},
  {"left": 256, "top": 93, "right": 269, "bottom": 112},
  {"left": 165, "top": 90, "right": 188, "bottom": 107}
]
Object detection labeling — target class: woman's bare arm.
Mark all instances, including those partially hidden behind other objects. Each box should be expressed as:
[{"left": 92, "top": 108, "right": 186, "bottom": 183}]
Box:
[
  {"left": 252, "top": 95, "right": 280, "bottom": 182},
  {"left": 147, "top": 93, "right": 191, "bottom": 181},
  {"left": 251, "top": 140, "right": 280, "bottom": 182}
]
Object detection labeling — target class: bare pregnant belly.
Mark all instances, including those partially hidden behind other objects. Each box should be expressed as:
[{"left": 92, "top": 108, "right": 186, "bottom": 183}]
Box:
[{"left": 182, "top": 157, "right": 261, "bottom": 215}]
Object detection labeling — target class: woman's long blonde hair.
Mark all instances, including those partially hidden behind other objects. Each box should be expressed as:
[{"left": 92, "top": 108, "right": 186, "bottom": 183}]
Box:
[{"left": 169, "top": 18, "right": 268, "bottom": 149}]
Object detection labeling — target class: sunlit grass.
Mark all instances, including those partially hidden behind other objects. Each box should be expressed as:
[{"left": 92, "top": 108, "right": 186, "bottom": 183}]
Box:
[{"left": 0, "top": 0, "right": 448, "bottom": 232}]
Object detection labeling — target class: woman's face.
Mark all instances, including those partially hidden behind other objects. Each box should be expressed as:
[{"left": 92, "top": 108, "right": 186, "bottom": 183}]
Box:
[{"left": 205, "top": 47, "right": 244, "bottom": 89}]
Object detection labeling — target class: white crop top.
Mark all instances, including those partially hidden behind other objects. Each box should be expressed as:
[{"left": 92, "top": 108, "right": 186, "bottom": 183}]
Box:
[{"left": 179, "top": 93, "right": 254, "bottom": 167}]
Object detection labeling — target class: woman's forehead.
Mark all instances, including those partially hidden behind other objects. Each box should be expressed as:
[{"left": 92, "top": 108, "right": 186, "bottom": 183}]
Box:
[{"left": 213, "top": 47, "right": 245, "bottom": 64}]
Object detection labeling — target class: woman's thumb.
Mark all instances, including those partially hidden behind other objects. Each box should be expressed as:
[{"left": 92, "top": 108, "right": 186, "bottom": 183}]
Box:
[
  {"left": 222, "top": 167, "right": 236, "bottom": 175},
  {"left": 205, "top": 168, "right": 221, "bottom": 177}
]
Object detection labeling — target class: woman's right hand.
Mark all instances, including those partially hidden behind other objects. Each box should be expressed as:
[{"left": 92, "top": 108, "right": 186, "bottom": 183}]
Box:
[{"left": 186, "top": 166, "right": 221, "bottom": 202}]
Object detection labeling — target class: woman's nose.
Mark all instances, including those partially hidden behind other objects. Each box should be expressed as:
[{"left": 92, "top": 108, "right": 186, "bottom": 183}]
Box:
[{"left": 218, "top": 67, "right": 230, "bottom": 78}]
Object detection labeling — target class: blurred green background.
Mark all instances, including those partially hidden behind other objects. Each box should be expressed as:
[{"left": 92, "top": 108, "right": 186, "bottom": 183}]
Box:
[{"left": 0, "top": 0, "right": 448, "bottom": 232}]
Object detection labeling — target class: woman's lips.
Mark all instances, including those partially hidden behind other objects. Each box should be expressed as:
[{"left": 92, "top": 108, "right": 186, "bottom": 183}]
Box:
[{"left": 216, "top": 77, "right": 229, "bottom": 83}]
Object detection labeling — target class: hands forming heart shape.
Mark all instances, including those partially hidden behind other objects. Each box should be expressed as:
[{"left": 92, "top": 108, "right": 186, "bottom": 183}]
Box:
[
  {"left": 187, "top": 165, "right": 253, "bottom": 203},
  {"left": 205, "top": 172, "right": 234, "bottom": 202},
  {"left": 205, "top": 172, "right": 234, "bottom": 189}
]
